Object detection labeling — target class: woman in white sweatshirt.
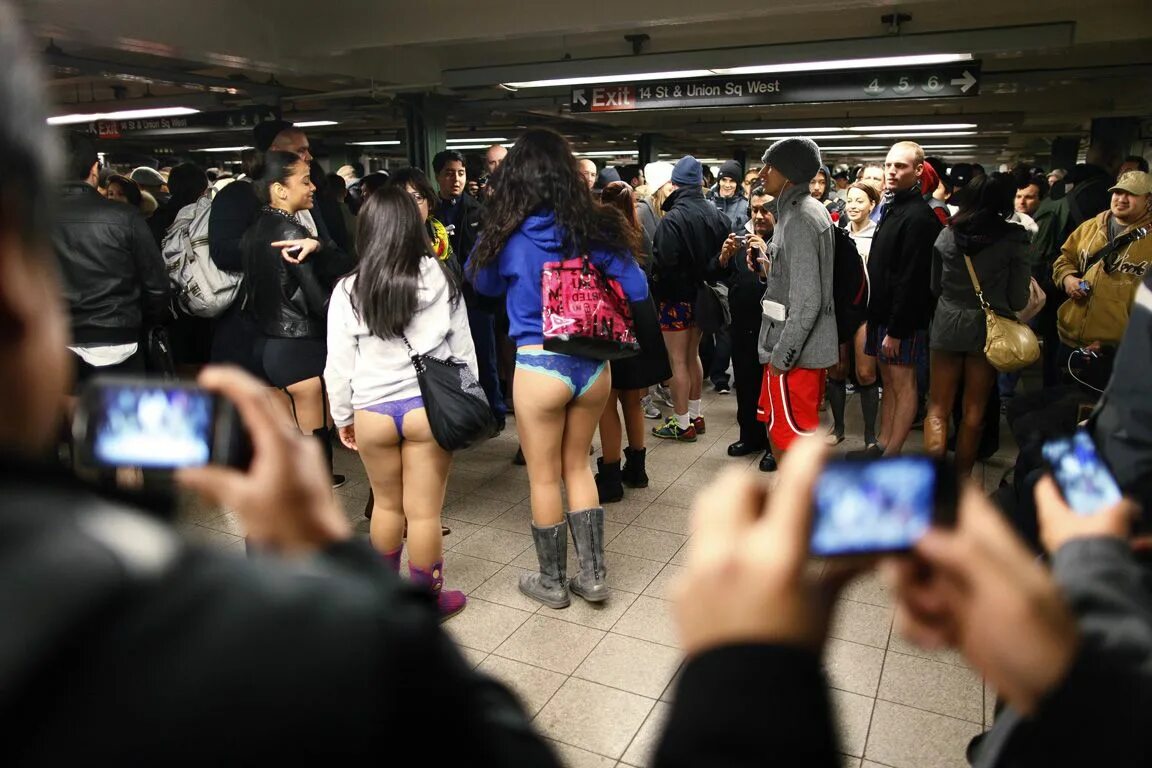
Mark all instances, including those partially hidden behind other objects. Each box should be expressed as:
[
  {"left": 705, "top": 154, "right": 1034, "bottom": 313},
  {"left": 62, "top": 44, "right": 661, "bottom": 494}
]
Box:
[{"left": 325, "top": 187, "right": 478, "bottom": 619}]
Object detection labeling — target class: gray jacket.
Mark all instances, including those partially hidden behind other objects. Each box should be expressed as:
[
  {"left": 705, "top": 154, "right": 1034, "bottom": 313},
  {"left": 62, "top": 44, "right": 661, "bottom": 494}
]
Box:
[
  {"left": 974, "top": 538, "right": 1152, "bottom": 767},
  {"left": 929, "top": 224, "right": 1031, "bottom": 353},
  {"left": 757, "top": 185, "right": 839, "bottom": 371}
]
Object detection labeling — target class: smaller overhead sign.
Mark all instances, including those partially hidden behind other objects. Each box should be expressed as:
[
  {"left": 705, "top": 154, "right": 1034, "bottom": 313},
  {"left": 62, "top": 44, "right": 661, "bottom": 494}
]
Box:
[
  {"left": 95, "top": 107, "right": 279, "bottom": 139},
  {"left": 570, "top": 62, "right": 982, "bottom": 113}
]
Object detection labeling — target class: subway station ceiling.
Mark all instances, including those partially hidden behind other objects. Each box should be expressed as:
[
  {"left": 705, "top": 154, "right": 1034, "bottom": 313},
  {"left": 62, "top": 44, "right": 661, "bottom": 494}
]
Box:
[{"left": 19, "top": 0, "right": 1152, "bottom": 167}]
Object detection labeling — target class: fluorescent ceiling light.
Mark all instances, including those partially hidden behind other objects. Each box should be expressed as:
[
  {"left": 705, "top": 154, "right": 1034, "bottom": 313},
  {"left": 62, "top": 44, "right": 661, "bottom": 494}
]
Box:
[
  {"left": 755, "top": 135, "right": 867, "bottom": 142},
  {"left": 192, "top": 146, "right": 253, "bottom": 153},
  {"left": 447, "top": 137, "right": 508, "bottom": 144},
  {"left": 575, "top": 150, "right": 640, "bottom": 158},
  {"left": 722, "top": 127, "right": 846, "bottom": 135},
  {"left": 505, "top": 69, "right": 712, "bottom": 88},
  {"left": 810, "top": 146, "right": 889, "bottom": 151},
  {"left": 447, "top": 143, "right": 516, "bottom": 150},
  {"left": 47, "top": 106, "right": 201, "bottom": 126},
  {"left": 864, "top": 131, "right": 978, "bottom": 138},
  {"left": 847, "top": 123, "right": 977, "bottom": 131},
  {"left": 349, "top": 140, "right": 402, "bottom": 146},
  {"left": 920, "top": 144, "right": 979, "bottom": 149},
  {"left": 714, "top": 53, "right": 972, "bottom": 76},
  {"left": 293, "top": 120, "right": 339, "bottom": 127}
]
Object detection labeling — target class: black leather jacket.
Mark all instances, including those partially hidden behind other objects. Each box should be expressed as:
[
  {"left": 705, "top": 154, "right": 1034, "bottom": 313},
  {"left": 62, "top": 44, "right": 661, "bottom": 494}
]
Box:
[
  {"left": 241, "top": 209, "right": 331, "bottom": 339},
  {"left": 52, "top": 183, "right": 172, "bottom": 345}
]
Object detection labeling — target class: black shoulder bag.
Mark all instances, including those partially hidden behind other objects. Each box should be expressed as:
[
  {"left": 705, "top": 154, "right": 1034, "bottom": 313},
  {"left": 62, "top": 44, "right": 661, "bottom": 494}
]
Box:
[{"left": 401, "top": 334, "right": 496, "bottom": 451}]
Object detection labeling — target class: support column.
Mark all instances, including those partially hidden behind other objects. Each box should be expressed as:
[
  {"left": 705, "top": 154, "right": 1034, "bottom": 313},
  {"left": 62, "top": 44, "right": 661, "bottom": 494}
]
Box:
[
  {"left": 400, "top": 93, "right": 450, "bottom": 171},
  {"left": 637, "top": 133, "right": 655, "bottom": 168}
]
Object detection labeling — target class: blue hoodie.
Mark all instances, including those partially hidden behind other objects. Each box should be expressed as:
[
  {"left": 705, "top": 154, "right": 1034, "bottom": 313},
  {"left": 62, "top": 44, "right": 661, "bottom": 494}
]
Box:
[{"left": 467, "top": 210, "right": 649, "bottom": 347}]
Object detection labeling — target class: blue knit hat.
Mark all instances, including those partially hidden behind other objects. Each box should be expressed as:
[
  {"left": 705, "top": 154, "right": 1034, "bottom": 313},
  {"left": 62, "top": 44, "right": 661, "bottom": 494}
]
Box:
[{"left": 671, "top": 155, "right": 703, "bottom": 186}]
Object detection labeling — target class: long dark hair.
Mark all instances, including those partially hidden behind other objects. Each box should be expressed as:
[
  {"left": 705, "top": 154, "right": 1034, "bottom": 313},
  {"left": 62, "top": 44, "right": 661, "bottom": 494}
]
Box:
[
  {"left": 469, "top": 128, "right": 642, "bottom": 271},
  {"left": 352, "top": 186, "right": 458, "bottom": 339},
  {"left": 252, "top": 150, "right": 303, "bottom": 205},
  {"left": 599, "top": 180, "right": 645, "bottom": 264},
  {"left": 950, "top": 172, "right": 1019, "bottom": 249}
]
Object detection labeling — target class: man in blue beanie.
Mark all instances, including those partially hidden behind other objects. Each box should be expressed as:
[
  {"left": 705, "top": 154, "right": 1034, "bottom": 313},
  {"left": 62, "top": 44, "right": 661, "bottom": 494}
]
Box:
[{"left": 651, "top": 156, "right": 731, "bottom": 441}]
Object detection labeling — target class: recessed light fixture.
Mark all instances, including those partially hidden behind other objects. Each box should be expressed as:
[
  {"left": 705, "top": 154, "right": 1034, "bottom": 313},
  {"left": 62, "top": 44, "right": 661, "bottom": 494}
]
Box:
[
  {"left": 293, "top": 120, "right": 339, "bottom": 127},
  {"left": 575, "top": 150, "right": 640, "bottom": 158},
  {"left": 192, "top": 146, "right": 254, "bottom": 153},
  {"left": 847, "top": 123, "right": 977, "bottom": 131},
  {"left": 505, "top": 54, "right": 972, "bottom": 89},
  {"left": 47, "top": 106, "right": 201, "bottom": 126},
  {"left": 724, "top": 124, "right": 978, "bottom": 136},
  {"left": 444, "top": 143, "right": 516, "bottom": 150},
  {"left": 349, "top": 140, "right": 403, "bottom": 146}
]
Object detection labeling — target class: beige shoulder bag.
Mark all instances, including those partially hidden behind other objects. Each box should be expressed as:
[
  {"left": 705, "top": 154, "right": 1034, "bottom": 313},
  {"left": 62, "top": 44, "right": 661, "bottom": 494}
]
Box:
[{"left": 963, "top": 254, "right": 1040, "bottom": 373}]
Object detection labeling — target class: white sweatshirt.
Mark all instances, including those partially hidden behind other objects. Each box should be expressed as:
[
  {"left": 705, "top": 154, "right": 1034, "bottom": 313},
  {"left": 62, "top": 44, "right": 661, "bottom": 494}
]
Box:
[{"left": 324, "top": 255, "right": 478, "bottom": 427}]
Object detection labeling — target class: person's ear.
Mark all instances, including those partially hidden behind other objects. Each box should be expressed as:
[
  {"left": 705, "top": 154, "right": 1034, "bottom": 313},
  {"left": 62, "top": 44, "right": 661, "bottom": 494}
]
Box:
[{"left": 87, "top": 161, "right": 99, "bottom": 187}]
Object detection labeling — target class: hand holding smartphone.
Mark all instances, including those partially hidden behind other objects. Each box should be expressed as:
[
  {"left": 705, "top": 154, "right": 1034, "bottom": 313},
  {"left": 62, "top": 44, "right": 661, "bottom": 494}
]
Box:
[
  {"left": 810, "top": 456, "right": 957, "bottom": 557},
  {"left": 1041, "top": 431, "right": 1122, "bottom": 515}
]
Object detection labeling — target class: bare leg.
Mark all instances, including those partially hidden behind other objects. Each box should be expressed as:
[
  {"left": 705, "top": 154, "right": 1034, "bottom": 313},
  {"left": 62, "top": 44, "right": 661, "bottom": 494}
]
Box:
[
  {"left": 687, "top": 326, "right": 704, "bottom": 402},
  {"left": 925, "top": 350, "right": 963, "bottom": 458},
  {"left": 620, "top": 388, "right": 646, "bottom": 449},
  {"left": 283, "top": 376, "right": 327, "bottom": 434},
  {"left": 562, "top": 368, "right": 612, "bottom": 511},
  {"left": 355, "top": 409, "right": 405, "bottom": 554},
  {"left": 663, "top": 330, "right": 692, "bottom": 416},
  {"left": 598, "top": 390, "right": 623, "bottom": 463},
  {"left": 877, "top": 361, "right": 895, "bottom": 449},
  {"left": 399, "top": 408, "right": 453, "bottom": 568},
  {"left": 515, "top": 363, "right": 576, "bottom": 526},
  {"left": 955, "top": 354, "right": 998, "bottom": 478},
  {"left": 882, "top": 362, "right": 919, "bottom": 455}
]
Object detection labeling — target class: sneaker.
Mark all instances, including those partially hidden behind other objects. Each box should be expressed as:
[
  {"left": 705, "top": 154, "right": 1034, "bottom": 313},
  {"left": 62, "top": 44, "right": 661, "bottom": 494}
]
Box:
[
  {"left": 652, "top": 417, "right": 697, "bottom": 442},
  {"left": 640, "top": 394, "right": 662, "bottom": 419},
  {"left": 692, "top": 416, "right": 706, "bottom": 434},
  {"left": 715, "top": 385, "right": 731, "bottom": 395},
  {"left": 824, "top": 427, "right": 845, "bottom": 446},
  {"left": 653, "top": 384, "right": 674, "bottom": 408},
  {"left": 331, "top": 474, "right": 347, "bottom": 489},
  {"left": 845, "top": 382, "right": 857, "bottom": 395}
]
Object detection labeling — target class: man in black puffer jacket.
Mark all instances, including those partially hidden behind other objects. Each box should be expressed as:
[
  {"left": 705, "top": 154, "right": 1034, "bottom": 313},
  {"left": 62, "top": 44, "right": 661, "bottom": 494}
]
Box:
[
  {"left": 53, "top": 131, "right": 171, "bottom": 385},
  {"left": 650, "top": 156, "right": 731, "bottom": 441}
]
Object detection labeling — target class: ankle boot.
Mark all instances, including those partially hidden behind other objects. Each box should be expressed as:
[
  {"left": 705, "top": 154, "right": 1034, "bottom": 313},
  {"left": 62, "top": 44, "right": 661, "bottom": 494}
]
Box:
[
  {"left": 519, "top": 522, "right": 570, "bottom": 609},
  {"left": 621, "top": 447, "right": 648, "bottom": 488},
  {"left": 409, "top": 560, "right": 467, "bottom": 620},
  {"left": 923, "top": 412, "right": 949, "bottom": 458},
  {"left": 595, "top": 458, "right": 624, "bottom": 503},
  {"left": 312, "top": 426, "right": 345, "bottom": 488},
  {"left": 565, "top": 507, "right": 608, "bottom": 603},
  {"left": 381, "top": 546, "right": 402, "bottom": 573}
]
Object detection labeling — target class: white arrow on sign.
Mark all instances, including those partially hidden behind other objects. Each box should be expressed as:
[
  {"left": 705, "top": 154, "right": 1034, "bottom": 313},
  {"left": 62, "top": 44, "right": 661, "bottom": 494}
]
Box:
[
  {"left": 950, "top": 70, "right": 978, "bottom": 93},
  {"left": 573, "top": 89, "right": 588, "bottom": 106}
]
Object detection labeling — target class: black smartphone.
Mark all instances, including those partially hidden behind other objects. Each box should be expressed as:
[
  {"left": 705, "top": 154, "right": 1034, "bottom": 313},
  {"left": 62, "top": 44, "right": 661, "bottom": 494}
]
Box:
[
  {"left": 811, "top": 456, "right": 957, "bottom": 557},
  {"left": 73, "top": 376, "right": 252, "bottom": 471},
  {"left": 1041, "top": 431, "right": 1122, "bottom": 515}
]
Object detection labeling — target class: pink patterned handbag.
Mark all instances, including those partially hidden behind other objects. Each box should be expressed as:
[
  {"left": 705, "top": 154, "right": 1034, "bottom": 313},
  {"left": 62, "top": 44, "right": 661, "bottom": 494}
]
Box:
[{"left": 541, "top": 255, "right": 639, "bottom": 360}]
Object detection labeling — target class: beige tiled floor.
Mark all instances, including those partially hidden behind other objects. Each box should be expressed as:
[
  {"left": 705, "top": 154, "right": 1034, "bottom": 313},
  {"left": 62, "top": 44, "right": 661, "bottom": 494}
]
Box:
[{"left": 182, "top": 384, "right": 1020, "bottom": 768}]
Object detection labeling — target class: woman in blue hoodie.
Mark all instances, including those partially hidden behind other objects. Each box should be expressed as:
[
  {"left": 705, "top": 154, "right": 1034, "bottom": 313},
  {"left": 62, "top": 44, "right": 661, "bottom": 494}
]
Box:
[{"left": 467, "top": 128, "right": 650, "bottom": 610}]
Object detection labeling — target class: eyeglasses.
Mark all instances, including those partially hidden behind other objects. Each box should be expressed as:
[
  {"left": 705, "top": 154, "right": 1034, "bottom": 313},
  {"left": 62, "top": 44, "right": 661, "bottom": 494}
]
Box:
[{"left": 410, "top": 192, "right": 426, "bottom": 203}]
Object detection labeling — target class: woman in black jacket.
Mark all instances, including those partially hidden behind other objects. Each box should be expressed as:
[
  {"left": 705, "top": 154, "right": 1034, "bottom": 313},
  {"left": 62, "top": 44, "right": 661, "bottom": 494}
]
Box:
[
  {"left": 242, "top": 150, "right": 341, "bottom": 479},
  {"left": 925, "top": 173, "right": 1031, "bottom": 476}
]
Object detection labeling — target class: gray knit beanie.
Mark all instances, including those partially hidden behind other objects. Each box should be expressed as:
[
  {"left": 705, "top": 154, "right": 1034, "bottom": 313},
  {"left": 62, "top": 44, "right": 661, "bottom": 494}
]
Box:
[{"left": 761, "top": 137, "right": 823, "bottom": 185}]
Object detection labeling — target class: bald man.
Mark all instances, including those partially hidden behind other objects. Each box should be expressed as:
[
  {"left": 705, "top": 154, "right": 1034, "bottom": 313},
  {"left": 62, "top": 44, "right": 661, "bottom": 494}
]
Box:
[{"left": 578, "top": 158, "right": 598, "bottom": 190}]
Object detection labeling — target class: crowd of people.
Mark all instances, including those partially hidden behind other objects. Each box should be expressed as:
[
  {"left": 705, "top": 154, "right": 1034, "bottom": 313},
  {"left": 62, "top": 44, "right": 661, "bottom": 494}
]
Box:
[{"left": 4, "top": 1, "right": 1152, "bottom": 762}]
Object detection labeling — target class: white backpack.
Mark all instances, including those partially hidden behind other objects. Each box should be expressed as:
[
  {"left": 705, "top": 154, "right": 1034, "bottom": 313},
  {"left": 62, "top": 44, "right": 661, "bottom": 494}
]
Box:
[{"left": 161, "top": 196, "right": 242, "bottom": 318}]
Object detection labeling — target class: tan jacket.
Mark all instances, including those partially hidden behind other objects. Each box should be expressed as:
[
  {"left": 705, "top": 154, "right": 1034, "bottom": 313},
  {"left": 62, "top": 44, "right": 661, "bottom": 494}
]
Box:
[{"left": 1052, "top": 210, "right": 1152, "bottom": 347}]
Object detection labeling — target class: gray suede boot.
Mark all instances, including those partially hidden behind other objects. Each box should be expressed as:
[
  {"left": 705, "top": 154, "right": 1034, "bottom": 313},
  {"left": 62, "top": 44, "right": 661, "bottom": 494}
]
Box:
[
  {"left": 566, "top": 507, "right": 608, "bottom": 602},
  {"left": 519, "top": 522, "right": 571, "bottom": 609}
]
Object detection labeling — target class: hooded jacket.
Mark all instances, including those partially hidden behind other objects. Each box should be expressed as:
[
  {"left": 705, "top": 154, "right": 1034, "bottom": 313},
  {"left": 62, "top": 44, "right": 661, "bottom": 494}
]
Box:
[
  {"left": 467, "top": 210, "right": 649, "bottom": 347},
  {"left": 651, "top": 186, "right": 731, "bottom": 304},
  {"left": 930, "top": 216, "right": 1032, "bottom": 353},
  {"left": 706, "top": 187, "right": 750, "bottom": 232}
]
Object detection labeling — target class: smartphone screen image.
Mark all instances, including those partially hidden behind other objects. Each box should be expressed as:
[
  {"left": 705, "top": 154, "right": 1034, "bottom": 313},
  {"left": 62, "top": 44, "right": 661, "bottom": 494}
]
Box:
[
  {"left": 811, "top": 457, "right": 939, "bottom": 557},
  {"left": 1042, "top": 432, "right": 1122, "bottom": 515},
  {"left": 91, "top": 383, "right": 215, "bottom": 468}
]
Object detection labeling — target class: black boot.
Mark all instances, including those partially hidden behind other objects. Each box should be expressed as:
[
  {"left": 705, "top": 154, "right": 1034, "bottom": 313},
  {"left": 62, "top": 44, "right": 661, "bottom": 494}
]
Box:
[
  {"left": 519, "top": 522, "right": 571, "bottom": 609},
  {"left": 312, "top": 427, "right": 345, "bottom": 488},
  {"left": 621, "top": 446, "right": 649, "bottom": 488},
  {"left": 595, "top": 458, "right": 624, "bottom": 503},
  {"left": 566, "top": 507, "right": 608, "bottom": 602}
]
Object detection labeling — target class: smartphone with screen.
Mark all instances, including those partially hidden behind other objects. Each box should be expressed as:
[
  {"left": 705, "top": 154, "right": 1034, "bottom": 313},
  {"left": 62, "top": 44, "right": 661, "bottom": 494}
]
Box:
[
  {"left": 811, "top": 456, "right": 957, "bottom": 557},
  {"left": 1041, "top": 431, "right": 1122, "bottom": 515},
  {"left": 73, "top": 377, "right": 252, "bottom": 471}
]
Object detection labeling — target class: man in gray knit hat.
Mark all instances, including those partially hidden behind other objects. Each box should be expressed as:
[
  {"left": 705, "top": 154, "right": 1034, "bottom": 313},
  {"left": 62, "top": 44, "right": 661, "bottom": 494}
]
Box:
[{"left": 752, "top": 138, "right": 839, "bottom": 459}]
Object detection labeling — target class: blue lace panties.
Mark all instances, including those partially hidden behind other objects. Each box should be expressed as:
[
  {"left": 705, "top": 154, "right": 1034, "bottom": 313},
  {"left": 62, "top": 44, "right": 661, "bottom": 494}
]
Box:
[
  {"left": 515, "top": 350, "right": 606, "bottom": 398},
  {"left": 359, "top": 395, "right": 424, "bottom": 440}
]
